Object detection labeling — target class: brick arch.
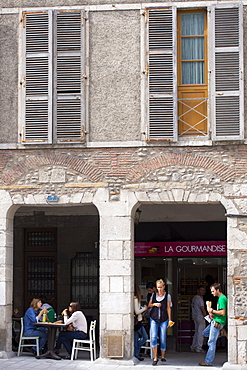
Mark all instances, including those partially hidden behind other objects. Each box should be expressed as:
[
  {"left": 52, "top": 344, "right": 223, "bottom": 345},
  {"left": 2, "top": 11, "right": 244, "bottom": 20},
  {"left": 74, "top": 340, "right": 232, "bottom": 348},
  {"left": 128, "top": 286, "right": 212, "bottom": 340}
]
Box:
[
  {"left": 126, "top": 153, "right": 235, "bottom": 182},
  {"left": 1, "top": 153, "right": 104, "bottom": 185}
]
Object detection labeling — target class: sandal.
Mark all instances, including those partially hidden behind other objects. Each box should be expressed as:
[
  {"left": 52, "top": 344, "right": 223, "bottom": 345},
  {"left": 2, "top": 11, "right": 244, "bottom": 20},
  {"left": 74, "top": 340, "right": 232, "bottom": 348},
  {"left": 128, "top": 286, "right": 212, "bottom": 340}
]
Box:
[
  {"left": 152, "top": 359, "right": 158, "bottom": 366},
  {"left": 161, "top": 358, "right": 166, "bottom": 362}
]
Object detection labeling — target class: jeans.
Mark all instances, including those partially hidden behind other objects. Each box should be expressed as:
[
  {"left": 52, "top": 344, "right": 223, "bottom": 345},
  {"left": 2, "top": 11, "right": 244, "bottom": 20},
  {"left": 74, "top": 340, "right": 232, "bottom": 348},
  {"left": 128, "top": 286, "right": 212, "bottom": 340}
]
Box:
[
  {"left": 150, "top": 318, "right": 168, "bottom": 351},
  {"left": 191, "top": 316, "right": 206, "bottom": 351},
  {"left": 55, "top": 331, "right": 87, "bottom": 356},
  {"left": 24, "top": 328, "right": 48, "bottom": 351},
  {"left": 202, "top": 320, "right": 223, "bottom": 365},
  {"left": 134, "top": 325, "right": 148, "bottom": 358}
]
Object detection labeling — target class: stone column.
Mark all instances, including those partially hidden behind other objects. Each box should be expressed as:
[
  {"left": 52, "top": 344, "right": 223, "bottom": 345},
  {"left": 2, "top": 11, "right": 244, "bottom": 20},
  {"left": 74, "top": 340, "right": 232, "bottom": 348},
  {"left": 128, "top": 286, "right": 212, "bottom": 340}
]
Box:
[
  {"left": 93, "top": 189, "right": 137, "bottom": 362},
  {"left": 0, "top": 191, "right": 16, "bottom": 358},
  {"left": 225, "top": 215, "right": 247, "bottom": 368}
]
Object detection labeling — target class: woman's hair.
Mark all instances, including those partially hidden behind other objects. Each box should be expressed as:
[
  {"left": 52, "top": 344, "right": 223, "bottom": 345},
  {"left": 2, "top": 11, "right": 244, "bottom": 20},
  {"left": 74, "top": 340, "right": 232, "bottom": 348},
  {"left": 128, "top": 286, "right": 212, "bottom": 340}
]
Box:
[
  {"left": 69, "top": 301, "right": 81, "bottom": 313},
  {"left": 30, "top": 298, "right": 41, "bottom": 310},
  {"left": 156, "top": 279, "right": 166, "bottom": 289},
  {"left": 134, "top": 284, "right": 141, "bottom": 304}
]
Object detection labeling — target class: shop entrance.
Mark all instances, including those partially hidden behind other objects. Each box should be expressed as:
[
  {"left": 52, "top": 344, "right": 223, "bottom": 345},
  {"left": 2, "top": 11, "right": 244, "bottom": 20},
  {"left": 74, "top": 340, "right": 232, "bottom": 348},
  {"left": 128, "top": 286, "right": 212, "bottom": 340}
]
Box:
[
  {"left": 134, "top": 203, "right": 227, "bottom": 353},
  {"left": 135, "top": 248, "right": 227, "bottom": 352}
]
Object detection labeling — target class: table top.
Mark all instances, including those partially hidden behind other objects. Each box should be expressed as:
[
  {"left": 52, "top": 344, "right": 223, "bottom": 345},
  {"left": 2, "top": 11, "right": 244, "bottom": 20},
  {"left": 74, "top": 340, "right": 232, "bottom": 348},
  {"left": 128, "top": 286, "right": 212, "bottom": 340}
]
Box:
[{"left": 34, "top": 321, "right": 68, "bottom": 328}]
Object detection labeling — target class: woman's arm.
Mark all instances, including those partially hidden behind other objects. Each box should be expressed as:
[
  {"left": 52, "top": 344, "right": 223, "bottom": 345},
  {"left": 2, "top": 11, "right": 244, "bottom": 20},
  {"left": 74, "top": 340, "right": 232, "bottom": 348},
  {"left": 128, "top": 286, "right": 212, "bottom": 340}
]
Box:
[
  {"left": 65, "top": 312, "right": 75, "bottom": 325},
  {"left": 36, "top": 309, "right": 45, "bottom": 322},
  {"left": 167, "top": 301, "right": 171, "bottom": 321},
  {"left": 134, "top": 297, "right": 147, "bottom": 315},
  {"left": 148, "top": 295, "right": 161, "bottom": 308},
  {"left": 26, "top": 307, "right": 44, "bottom": 323}
]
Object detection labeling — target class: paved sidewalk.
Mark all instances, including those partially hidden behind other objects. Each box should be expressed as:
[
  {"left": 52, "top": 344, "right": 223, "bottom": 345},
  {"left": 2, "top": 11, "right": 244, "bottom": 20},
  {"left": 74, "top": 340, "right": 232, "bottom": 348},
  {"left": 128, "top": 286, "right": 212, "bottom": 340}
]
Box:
[{"left": 0, "top": 351, "right": 227, "bottom": 369}]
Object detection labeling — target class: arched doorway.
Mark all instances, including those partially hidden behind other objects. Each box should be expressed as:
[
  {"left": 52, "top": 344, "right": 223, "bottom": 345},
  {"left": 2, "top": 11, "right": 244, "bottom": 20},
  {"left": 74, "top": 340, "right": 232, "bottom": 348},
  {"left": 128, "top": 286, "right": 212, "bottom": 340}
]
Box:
[
  {"left": 134, "top": 203, "right": 227, "bottom": 354},
  {"left": 12, "top": 204, "right": 100, "bottom": 351}
]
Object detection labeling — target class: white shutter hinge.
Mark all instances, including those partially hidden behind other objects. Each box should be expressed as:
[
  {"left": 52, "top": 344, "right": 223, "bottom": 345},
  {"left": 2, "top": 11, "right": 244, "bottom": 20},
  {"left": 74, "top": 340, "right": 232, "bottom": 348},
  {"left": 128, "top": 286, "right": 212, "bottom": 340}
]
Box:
[{"left": 82, "top": 74, "right": 87, "bottom": 79}]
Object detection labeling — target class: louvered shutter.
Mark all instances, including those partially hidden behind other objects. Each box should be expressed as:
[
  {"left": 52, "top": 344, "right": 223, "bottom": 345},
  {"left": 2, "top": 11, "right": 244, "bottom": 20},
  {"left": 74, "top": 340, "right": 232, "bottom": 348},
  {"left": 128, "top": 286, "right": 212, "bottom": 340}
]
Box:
[
  {"left": 211, "top": 4, "right": 243, "bottom": 140},
  {"left": 147, "top": 8, "right": 177, "bottom": 141},
  {"left": 22, "top": 11, "right": 52, "bottom": 143},
  {"left": 55, "top": 11, "right": 85, "bottom": 142}
]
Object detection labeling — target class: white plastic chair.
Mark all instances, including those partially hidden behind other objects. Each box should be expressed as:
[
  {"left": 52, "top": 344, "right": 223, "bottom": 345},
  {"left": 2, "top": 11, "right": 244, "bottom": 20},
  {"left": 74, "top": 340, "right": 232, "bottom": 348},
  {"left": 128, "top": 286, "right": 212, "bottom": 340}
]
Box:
[
  {"left": 17, "top": 317, "right": 40, "bottom": 356},
  {"left": 141, "top": 338, "right": 152, "bottom": 358},
  {"left": 141, "top": 337, "right": 159, "bottom": 359},
  {"left": 71, "top": 320, "right": 96, "bottom": 361}
]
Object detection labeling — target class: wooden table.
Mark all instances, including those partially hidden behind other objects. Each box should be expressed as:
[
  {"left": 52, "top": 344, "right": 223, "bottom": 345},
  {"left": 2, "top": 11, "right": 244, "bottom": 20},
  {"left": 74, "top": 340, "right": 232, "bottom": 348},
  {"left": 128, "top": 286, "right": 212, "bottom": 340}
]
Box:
[{"left": 33, "top": 322, "right": 67, "bottom": 360}]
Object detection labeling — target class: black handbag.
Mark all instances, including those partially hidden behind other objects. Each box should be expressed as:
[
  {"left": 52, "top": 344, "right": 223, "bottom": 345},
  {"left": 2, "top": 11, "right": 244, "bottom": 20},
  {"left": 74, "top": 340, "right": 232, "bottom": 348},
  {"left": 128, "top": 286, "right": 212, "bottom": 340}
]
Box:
[
  {"left": 134, "top": 315, "right": 142, "bottom": 331},
  {"left": 144, "top": 307, "right": 152, "bottom": 319}
]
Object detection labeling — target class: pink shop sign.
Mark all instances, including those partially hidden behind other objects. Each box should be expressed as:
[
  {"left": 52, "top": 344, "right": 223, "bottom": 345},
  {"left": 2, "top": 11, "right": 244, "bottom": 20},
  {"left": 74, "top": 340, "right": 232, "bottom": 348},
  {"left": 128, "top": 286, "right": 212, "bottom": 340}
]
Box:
[{"left": 134, "top": 241, "right": 227, "bottom": 257}]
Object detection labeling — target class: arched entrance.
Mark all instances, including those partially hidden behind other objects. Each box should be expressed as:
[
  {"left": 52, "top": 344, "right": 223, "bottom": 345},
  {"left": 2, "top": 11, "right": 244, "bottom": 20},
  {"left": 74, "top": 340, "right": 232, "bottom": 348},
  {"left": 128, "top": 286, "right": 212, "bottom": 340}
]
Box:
[
  {"left": 12, "top": 204, "right": 100, "bottom": 354},
  {"left": 134, "top": 202, "right": 227, "bottom": 357}
]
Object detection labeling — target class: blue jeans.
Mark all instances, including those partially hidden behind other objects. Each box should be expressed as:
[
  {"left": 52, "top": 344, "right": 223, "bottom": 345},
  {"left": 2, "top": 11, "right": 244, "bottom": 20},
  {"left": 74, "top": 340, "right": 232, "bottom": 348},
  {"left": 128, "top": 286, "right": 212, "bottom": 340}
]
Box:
[
  {"left": 150, "top": 318, "right": 168, "bottom": 351},
  {"left": 202, "top": 320, "right": 223, "bottom": 365},
  {"left": 134, "top": 325, "right": 148, "bottom": 358},
  {"left": 55, "top": 331, "right": 87, "bottom": 356},
  {"left": 24, "top": 328, "right": 48, "bottom": 351}
]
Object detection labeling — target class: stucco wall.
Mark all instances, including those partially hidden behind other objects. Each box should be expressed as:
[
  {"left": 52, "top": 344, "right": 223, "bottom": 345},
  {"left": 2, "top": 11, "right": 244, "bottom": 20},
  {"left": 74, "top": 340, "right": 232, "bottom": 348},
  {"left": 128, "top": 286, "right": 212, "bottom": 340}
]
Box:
[
  {"left": 89, "top": 10, "right": 141, "bottom": 142},
  {"left": 0, "top": 1, "right": 246, "bottom": 144},
  {"left": 0, "top": 14, "right": 18, "bottom": 143}
]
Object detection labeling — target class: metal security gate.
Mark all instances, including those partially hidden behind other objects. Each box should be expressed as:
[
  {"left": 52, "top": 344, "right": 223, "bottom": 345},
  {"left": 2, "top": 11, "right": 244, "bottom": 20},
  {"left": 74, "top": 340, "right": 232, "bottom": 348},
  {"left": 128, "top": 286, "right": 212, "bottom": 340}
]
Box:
[
  {"left": 71, "top": 252, "right": 98, "bottom": 309},
  {"left": 24, "top": 228, "right": 57, "bottom": 310}
]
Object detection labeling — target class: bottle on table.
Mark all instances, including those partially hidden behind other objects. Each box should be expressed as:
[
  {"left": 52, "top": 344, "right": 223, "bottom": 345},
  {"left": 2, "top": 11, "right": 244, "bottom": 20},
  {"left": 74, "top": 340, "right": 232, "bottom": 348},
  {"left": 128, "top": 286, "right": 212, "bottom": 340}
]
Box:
[{"left": 42, "top": 306, "right": 48, "bottom": 322}]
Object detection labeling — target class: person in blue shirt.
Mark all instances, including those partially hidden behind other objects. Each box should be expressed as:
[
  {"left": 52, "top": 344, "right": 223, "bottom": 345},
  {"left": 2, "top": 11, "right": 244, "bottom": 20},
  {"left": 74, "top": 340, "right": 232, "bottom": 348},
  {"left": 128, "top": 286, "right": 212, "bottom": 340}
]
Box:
[
  {"left": 39, "top": 296, "right": 56, "bottom": 322},
  {"left": 23, "top": 298, "right": 48, "bottom": 355}
]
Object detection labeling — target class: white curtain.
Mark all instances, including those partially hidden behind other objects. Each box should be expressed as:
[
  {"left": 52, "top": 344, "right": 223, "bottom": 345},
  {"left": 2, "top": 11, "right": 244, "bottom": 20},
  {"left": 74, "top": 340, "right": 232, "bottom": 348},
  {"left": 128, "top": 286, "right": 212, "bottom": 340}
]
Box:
[{"left": 181, "top": 13, "right": 204, "bottom": 84}]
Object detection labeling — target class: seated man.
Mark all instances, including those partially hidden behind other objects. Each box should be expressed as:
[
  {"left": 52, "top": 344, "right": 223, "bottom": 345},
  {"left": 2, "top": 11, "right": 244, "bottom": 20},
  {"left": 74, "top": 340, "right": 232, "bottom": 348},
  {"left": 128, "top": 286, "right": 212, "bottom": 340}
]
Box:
[{"left": 39, "top": 296, "right": 56, "bottom": 322}]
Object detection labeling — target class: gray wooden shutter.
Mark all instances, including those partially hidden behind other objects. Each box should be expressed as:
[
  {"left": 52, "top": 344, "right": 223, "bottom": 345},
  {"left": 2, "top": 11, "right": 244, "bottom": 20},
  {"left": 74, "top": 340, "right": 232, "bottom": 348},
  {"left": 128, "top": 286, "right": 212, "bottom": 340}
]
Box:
[
  {"left": 55, "top": 11, "right": 85, "bottom": 142},
  {"left": 22, "top": 11, "right": 52, "bottom": 143},
  {"left": 211, "top": 4, "right": 243, "bottom": 140},
  {"left": 147, "top": 7, "right": 177, "bottom": 141}
]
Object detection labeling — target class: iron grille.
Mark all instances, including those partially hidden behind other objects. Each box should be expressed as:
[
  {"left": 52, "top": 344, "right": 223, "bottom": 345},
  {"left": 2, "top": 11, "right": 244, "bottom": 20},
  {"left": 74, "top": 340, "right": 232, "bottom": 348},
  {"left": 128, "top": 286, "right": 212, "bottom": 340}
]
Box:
[
  {"left": 71, "top": 252, "right": 98, "bottom": 309},
  {"left": 27, "top": 256, "right": 55, "bottom": 296}
]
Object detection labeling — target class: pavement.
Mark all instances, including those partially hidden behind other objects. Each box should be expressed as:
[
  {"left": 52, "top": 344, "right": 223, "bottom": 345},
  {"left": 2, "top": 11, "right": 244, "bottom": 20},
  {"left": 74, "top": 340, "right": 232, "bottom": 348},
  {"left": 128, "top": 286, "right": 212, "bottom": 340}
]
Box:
[{"left": 0, "top": 350, "right": 227, "bottom": 369}]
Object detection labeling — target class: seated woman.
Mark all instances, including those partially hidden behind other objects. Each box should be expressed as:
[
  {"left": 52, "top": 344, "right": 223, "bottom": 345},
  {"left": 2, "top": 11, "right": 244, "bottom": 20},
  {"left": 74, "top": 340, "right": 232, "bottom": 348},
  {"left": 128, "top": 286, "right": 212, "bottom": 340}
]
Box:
[
  {"left": 23, "top": 298, "right": 48, "bottom": 355},
  {"left": 55, "top": 301, "right": 87, "bottom": 359}
]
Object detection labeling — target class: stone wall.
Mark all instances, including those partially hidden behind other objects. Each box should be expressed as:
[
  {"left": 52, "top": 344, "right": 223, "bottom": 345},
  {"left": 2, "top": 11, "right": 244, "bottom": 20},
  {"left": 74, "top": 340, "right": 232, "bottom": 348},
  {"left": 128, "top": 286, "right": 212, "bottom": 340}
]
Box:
[{"left": 0, "top": 145, "right": 246, "bottom": 363}]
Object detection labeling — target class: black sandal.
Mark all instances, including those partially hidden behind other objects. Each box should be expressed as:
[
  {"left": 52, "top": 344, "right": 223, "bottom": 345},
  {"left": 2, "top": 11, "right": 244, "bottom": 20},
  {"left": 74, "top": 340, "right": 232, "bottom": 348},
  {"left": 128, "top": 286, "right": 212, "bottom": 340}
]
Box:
[
  {"left": 152, "top": 359, "right": 158, "bottom": 366},
  {"left": 161, "top": 358, "right": 166, "bottom": 362}
]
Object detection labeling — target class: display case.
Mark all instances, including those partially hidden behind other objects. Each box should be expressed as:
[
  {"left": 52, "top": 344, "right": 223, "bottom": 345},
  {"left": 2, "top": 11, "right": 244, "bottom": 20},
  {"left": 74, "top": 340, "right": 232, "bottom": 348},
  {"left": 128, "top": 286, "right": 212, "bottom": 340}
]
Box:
[{"left": 178, "top": 299, "right": 191, "bottom": 322}]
